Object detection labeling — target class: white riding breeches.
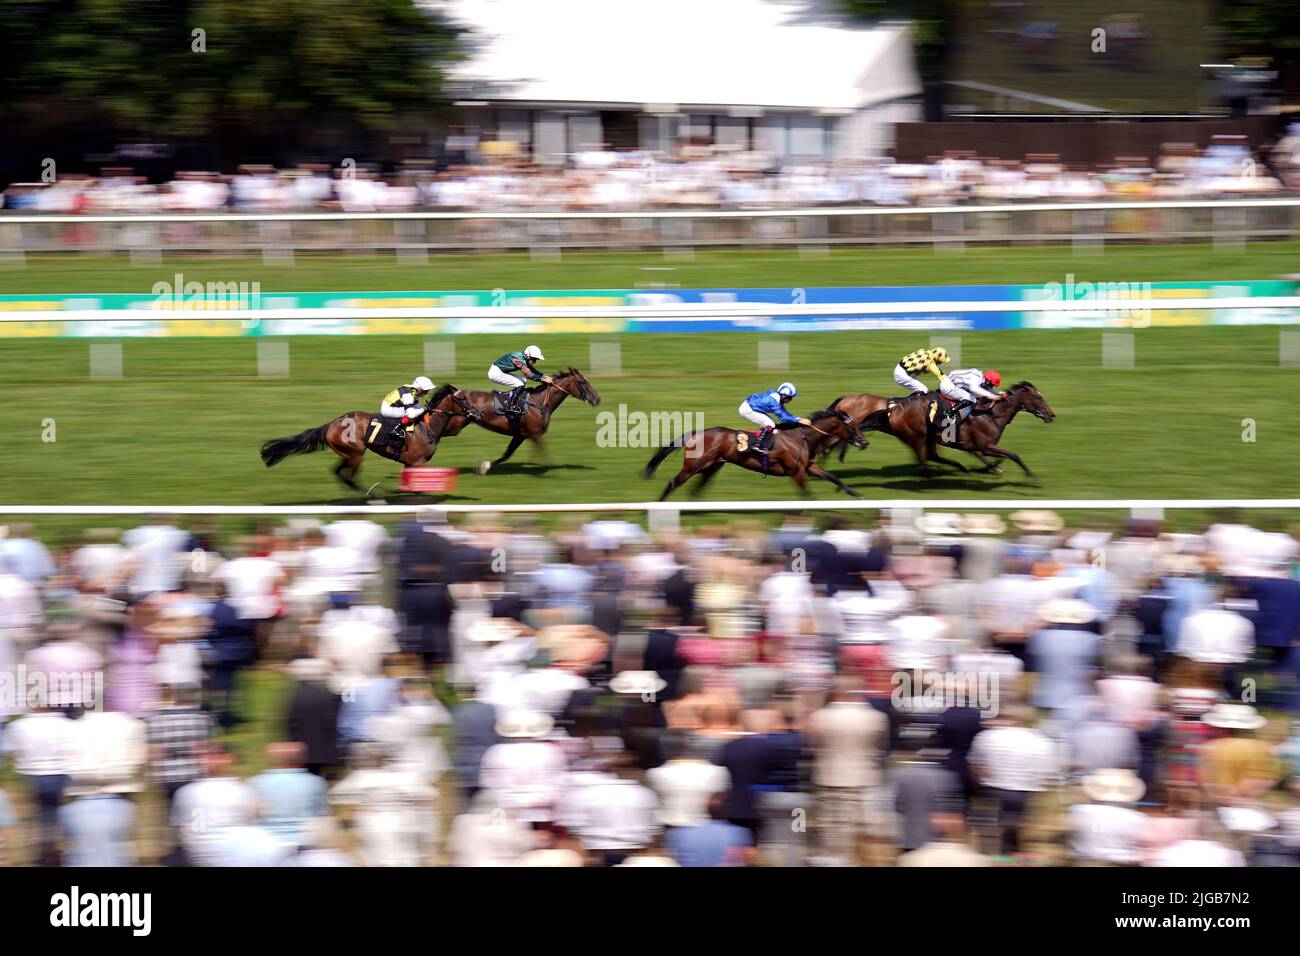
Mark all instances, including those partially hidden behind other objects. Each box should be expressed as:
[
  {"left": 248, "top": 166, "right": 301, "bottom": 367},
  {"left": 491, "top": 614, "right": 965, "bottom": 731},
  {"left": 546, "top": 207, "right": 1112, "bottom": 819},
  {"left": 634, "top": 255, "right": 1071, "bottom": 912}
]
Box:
[
  {"left": 488, "top": 366, "right": 525, "bottom": 389},
  {"left": 739, "top": 401, "right": 776, "bottom": 429},
  {"left": 893, "top": 364, "right": 928, "bottom": 394},
  {"left": 939, "top": 379, "right": 976, "bottom": 403}
]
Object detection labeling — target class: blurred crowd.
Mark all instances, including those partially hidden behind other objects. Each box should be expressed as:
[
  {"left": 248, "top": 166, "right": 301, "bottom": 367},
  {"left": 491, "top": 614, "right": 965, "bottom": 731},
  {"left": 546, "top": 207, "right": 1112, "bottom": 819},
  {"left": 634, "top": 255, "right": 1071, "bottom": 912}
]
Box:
[
  {"left": 1, "top": 508, "right": 1299, "bottom": 867},
  {"left": 5, "top": 132, "right": 1297, "bottom": 214}
]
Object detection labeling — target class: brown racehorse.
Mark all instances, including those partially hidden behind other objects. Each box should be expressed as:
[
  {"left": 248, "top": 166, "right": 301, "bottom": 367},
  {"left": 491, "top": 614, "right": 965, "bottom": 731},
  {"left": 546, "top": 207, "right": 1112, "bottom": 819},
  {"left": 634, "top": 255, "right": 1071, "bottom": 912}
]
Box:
[
  {"left": 433, "top": 368, "right": 602, "bottom": 475},
  {"left": 859, "top": 381, "right": 1055, "bottom": 477},
  {"left": 818, "top": 392, "right": 891, "bottom": 463},
  {"left": 259, "top": 384, "right": 477, "bottom": 491},
  {"left": 644, "top": 408, "right": 868, "bottom": 501}
]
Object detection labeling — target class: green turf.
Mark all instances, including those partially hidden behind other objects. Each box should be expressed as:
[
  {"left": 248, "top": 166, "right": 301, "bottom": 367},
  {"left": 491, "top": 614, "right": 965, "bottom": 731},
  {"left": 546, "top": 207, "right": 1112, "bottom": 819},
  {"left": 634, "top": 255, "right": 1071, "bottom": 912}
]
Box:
[
  {"left": 0, "top": 326, "right": 1294, "bottom": 507},
  {"left": 3, "top": 241, "right": 1300, "bottom": 294}
]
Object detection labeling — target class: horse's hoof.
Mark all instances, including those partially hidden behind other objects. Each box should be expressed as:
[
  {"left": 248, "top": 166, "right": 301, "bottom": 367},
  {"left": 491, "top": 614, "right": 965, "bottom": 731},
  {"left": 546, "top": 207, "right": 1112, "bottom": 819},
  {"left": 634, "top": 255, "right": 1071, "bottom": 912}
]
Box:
[{"left": 475, "top": 460, "right": 492, "bottom": 476}]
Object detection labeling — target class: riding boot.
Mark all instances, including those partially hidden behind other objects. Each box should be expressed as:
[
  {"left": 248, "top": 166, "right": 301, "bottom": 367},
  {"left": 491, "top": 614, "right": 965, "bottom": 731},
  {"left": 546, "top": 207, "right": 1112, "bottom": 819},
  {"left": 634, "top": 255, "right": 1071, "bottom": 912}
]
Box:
[{"left": 756, "top": 426, "right": 774, "bottom": 477}]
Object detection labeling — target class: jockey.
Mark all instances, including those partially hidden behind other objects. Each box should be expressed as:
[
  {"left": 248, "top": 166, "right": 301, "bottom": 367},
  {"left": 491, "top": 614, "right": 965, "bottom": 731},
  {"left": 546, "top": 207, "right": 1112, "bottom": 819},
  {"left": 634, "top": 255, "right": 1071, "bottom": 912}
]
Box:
[
  {"left": 380, "top": 376, "right": 437, "bottom": 439},
  {"left": 488, "top": 344, "right": 554, "bottom": 417},
  {"left": 739, "top": 382, "right": 811, "bottom": 454},
  {"left": 938, "top": 368, "right": 1004, "bottom": 426},
  {"left": 893, "top": 346, "right": 950, "bottom": 394}
]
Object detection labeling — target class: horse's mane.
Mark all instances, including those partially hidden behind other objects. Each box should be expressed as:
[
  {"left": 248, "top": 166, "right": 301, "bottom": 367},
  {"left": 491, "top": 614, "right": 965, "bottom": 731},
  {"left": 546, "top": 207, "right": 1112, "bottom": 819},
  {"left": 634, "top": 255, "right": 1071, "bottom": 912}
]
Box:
[
  {"left": 1010, "top": 381, "right": 1034, "bottom": 390},
  {"left": 810, "top": 407, "right": 843, "bottom": 420}
]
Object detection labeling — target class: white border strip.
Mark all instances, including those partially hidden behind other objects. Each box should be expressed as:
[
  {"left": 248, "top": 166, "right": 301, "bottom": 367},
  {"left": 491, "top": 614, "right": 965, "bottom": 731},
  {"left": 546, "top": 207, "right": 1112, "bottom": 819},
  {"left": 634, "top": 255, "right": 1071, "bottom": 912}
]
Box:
[
  {"left": 1, "top": 500, "right": 1297, "bottom": 515},
  {"left": 4, "top": 198, "right": 1300, "bottom": 224},
  {"left": 5, "top": 296, "right": 1298, "bottom": 324}
]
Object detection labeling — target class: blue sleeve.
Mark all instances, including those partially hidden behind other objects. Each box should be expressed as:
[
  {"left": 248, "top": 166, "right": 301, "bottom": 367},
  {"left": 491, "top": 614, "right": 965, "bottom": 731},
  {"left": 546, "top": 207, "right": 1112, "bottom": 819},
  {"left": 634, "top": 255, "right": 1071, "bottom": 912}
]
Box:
[{"left": 773, "top": 403, "right": 799, "bottom": 424}]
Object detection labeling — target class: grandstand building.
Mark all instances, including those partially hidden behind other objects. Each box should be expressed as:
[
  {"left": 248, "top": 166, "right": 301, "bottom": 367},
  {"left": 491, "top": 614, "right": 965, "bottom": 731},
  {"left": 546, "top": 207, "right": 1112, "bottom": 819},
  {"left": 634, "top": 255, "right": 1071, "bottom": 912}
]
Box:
[{"left": 434, "top": 0, "right": 922, "bottom": 162}]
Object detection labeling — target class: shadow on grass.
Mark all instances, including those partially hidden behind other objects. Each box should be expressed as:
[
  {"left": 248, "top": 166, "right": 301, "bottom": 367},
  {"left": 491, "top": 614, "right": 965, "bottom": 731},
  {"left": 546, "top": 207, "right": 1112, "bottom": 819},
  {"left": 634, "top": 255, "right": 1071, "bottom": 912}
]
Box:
[
  {"left": 837, "top": 463, "right": 1041, "bottom": 495},
  {"left": 473, "top": 462, "right": 597, "bottom": 477}
]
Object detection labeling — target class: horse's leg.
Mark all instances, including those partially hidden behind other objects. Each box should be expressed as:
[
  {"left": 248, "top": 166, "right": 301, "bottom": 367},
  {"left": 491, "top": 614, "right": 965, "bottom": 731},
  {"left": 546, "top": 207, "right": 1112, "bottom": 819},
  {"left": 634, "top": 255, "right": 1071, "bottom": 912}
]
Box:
[
  {"left": 807, "top": 463, "right": 863, "bottom": 499},
  {"left": 655, "top": 463, "right": 696, "bottom": 504},
  {"left": 495, "top": 434, "right": 526, "bottom": 465},
  {"left": 904, "top": 432, "right": 933, "bottom": 475},
  {"left": 688, "top": 460, "right": 725, "bottom": 497},
  {"left": 927, "top": 437, "right": 970, "bottom": 472},
  {"left": 970, "top": 451, "right": 1002, "bottom": 473},
  {"left": 334, "top": 455, "right": 362, "bottom": 491},
  {"left": 983, "top": 445, "right": 1034, "bottom": 478}
]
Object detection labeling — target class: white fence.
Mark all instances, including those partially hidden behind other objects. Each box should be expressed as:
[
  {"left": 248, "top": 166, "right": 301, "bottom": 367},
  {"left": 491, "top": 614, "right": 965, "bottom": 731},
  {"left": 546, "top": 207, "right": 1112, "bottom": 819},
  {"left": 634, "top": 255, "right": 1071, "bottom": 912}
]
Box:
[{"left": 3, "top": 198, "right": 1300, "bottom": 254}]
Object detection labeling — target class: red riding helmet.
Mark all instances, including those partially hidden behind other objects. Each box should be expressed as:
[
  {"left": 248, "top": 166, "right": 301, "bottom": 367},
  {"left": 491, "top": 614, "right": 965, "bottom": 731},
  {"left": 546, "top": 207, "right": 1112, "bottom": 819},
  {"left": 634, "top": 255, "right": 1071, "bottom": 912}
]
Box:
[{"left": 984, "top": 370, "right": 1002, "bottom": 386}]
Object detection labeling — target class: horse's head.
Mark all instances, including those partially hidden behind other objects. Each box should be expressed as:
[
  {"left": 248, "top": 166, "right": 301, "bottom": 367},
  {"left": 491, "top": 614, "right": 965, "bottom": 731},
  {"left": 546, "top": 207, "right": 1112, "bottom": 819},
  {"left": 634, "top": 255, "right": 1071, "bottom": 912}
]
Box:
[
  {"left": 1010, "top": 382, "right": 1054, "bottom": 422},
  {"left": 814, "top": 408, "right": 868, "bottom": 449},
  {"left": 553, "top": 368, "right": 602, "bottom": 406}
]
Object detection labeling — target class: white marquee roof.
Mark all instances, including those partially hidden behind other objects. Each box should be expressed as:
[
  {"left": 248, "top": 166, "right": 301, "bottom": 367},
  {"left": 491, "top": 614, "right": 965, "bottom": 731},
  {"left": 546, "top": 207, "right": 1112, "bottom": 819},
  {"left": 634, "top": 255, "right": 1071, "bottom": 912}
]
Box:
[{"left": 433, "top": 0, "right": 920, "bottom": 111}]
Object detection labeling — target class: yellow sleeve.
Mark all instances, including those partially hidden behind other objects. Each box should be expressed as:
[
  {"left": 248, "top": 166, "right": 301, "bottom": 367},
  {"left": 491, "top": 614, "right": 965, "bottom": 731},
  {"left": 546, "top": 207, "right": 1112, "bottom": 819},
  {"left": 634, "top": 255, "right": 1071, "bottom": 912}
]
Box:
[{"left": 926, "top": 360, "right": 944, "bottom": 379}]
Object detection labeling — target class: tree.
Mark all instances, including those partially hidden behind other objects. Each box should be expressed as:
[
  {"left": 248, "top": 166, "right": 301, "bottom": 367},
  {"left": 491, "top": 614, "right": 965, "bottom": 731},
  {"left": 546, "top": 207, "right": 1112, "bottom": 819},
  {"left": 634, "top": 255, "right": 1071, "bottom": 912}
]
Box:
[
  {"left": 838, "top": 0, "right": 954, "bottom": 121},
  {"left": 0, "top": 0, "right": 465, "bottom": 175}
]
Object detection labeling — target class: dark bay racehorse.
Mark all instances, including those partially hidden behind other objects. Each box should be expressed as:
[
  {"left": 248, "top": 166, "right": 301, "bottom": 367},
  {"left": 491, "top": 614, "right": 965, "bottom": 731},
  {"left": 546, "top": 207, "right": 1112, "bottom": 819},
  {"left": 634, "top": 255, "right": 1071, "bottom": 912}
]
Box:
[
  {"left": 860, "top": 381, "right": 1055, "bottom": 477},
  {"left": 260, "top": 384, "right": 475, "bottom": 490},
  {"left": 644, "top": 408, "right": 867, "bottom": 500},
  {"left": 434, "top": 368, "right": 601, "bottom": 474}
]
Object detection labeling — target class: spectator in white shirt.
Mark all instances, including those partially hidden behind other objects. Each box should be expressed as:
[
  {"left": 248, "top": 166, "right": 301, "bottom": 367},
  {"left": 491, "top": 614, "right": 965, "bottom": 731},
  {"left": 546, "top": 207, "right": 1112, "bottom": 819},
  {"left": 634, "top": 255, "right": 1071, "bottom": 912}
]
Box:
[{"left": 969, "top": 707, "right": 1058, "bottom": 856}]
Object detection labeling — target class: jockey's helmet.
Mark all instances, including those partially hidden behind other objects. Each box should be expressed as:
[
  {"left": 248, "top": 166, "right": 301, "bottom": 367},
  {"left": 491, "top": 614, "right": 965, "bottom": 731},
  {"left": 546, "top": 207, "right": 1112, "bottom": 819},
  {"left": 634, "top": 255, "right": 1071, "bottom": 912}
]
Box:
[
  {"left": 777, "top": 382, "right": 797, "bottom": 399},
  {"left": 524, "top": 345, "right": 544, "bottom": 361},
  {"left": 412, "top": 376, "right": 434, "bottom": 392},
  {"left": 984, "top": 370, "right": 1002, "bottom": 387}
]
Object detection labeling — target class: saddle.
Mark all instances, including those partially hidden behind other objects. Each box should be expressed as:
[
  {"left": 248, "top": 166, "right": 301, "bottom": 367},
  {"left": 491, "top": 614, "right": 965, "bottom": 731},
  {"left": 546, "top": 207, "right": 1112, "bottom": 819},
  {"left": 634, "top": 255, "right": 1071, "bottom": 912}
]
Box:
[
  {"left": 366, "top": 414, "right": 408, "bottom": 453},
  {"left": 492, "top": 389, "right": 529, "bottom": 417}
]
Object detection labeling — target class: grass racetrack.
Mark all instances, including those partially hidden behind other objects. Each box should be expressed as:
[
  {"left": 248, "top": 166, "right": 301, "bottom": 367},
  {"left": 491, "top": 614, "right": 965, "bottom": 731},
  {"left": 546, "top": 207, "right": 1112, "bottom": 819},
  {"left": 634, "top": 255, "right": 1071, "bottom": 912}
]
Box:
[{"left": 1, "top": 243, "right": 1297, "bottom": 505}]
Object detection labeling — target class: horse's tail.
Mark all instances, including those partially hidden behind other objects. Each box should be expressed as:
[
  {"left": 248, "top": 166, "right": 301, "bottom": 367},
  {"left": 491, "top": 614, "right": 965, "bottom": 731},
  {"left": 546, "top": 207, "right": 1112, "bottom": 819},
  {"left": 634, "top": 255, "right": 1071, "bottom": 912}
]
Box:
[
  {"left": 862, "top": 407, "right": 893, "bottom": 434},
  {"left": 644, "top": 431, "right": 696, "bottom": 478},
  {"left": 261, "top": 423, "right": 331, "bottom": 468}
]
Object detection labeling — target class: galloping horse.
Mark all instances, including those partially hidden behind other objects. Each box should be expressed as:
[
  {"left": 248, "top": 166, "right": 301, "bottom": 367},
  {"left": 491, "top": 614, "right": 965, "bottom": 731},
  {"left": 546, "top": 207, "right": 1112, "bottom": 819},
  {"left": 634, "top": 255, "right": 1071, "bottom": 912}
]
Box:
[
  {"left": 260, "top": 384, "right": 476, "bottom": 491},
  {"left": 644, "top": 408, "right": 868, "bottom": 501},
  {"left": 861, "top": 381, "right": 1055, "bottom": 477},
  {"left": 434, "top": 368, "right": 602, "bottom": 474}
]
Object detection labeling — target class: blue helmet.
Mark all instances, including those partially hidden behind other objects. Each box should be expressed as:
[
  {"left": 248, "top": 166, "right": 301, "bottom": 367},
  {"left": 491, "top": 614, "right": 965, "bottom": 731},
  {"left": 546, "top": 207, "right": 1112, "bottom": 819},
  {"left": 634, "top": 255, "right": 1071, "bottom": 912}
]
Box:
[{"left": 777, "top": 382, "right": 797, "bottom": 398}]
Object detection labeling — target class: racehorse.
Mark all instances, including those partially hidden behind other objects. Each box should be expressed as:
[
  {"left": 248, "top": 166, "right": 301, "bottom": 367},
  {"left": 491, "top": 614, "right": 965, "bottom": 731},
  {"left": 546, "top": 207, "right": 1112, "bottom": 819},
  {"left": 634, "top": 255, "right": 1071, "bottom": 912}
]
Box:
[
  {"left": 817, "top": 392, "right": 891, "bottom": 463},
  {"left": 644, "top": 408, "right": 868, "bottom": 501},
  {"left": 859, "top": 381, "right": 1055, "bottom": 477},
  {"left": 259, "top": 384, "right": 476, "bottom": 491},
  {"left": 433, "top": 368, "right": 602, "bottom": 474}
]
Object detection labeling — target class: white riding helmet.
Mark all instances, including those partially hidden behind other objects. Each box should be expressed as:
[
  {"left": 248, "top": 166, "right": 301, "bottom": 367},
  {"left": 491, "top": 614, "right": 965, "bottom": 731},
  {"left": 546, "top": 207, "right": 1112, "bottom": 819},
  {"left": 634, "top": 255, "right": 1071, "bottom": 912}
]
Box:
[
  {"left": 777, "top": 382, "right": 797, "bottom": 398},
  {"left": 412, "top": 376, "right": 434, "bottom": 392},
  {"left": 524, "top": 345, "right": 544, "bottom": 361}
]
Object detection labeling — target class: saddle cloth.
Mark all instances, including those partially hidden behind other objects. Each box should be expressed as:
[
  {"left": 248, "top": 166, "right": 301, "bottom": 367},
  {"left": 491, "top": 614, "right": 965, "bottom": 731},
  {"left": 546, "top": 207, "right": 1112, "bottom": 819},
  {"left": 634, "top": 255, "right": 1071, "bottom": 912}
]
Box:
[
  {"left": 492, "top": 390, "right": 528, "bottom": 417},
  {"left": 366, "top": 414, "right": 407, "bottom": 451}
]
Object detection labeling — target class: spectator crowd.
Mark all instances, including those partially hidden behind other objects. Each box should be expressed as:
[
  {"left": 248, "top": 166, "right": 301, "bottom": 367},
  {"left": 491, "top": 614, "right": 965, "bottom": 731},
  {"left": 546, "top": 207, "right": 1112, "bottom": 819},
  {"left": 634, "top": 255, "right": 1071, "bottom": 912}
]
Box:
[
  {"left": 5, "top": 132, "right": 1296, "bottom": 214},
  {"left": 1, "top": 507, "right": 1298, "bottom": 867}
]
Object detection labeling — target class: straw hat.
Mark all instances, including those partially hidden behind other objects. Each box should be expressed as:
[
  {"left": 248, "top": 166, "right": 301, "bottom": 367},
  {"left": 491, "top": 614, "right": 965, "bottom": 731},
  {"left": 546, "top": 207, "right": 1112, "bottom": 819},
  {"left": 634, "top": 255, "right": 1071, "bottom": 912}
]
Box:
[
  {"left": 1081, "top": 768, "right": 1146, "bottom": 804},
  {"left": 962, "top": 513, "right": 1007, "bottom": 536},
  {"left": 1202, "top": 702, "right": 1267, "bottom": 731},
  {"left": 1039, "top": 598, "right": 1099, "bottom": 625},
  {"left": 495, "top": 709, "right": 554, "bottom": 739},
  {"left": 609, "top": 670, "right": 668, "bottom": 697},
  {"left": 1010, "top": 510, "right": 1064, "bottom": 533}
]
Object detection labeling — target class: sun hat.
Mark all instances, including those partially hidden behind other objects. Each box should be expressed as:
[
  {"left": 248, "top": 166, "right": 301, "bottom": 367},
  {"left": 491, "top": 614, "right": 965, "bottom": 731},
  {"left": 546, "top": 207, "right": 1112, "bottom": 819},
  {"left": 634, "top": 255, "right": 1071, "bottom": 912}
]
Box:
[
  {"left": 1081, "top": 768, "right": 1146, "bottom": 804},
  {"left": 1039, "top": 598, "right": 1099, "bottom": 626},
  {"left": 609, "top": 670, "right": 668, "bottom": 696},
  {"left": 1202, "top": 702, "right": 1267, "bottom": 731},
  {"left": 495, "top": 709, "right": 555, "bottom": 739}
]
